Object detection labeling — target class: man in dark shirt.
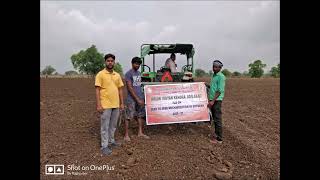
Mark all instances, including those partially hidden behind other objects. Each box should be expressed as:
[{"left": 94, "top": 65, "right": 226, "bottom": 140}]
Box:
[{"left": 124, "top": 57, "right": 150, "bottom": 142}]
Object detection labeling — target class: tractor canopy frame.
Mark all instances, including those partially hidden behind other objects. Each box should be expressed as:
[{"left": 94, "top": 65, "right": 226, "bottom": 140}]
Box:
[{"left": 140, "top": 43, "right": 195, "bottom": 82}]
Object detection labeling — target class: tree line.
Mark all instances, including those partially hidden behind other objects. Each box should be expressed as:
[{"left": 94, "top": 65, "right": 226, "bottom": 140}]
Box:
[
  {"left": 41, "top": 45, "right": 279, "bottom": 78},
  {"left": 41, "top": 45, "right": 123, "bottom": 76},
  {"left": 195, "top": 60, "right": 280, "bottom": 78}
]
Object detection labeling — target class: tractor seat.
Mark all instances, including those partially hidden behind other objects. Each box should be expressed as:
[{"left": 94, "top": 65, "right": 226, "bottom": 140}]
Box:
[{"left": 159, "top": 66, "right": 171, "bottom": 73}]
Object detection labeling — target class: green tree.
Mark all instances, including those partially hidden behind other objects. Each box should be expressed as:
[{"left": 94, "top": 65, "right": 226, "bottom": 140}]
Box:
[
  {"left": 221, "top": 69, "right": 232, "bottom": 77},
  {"left": 113, "top": 62, "right": 124, "bottom": 76},
  {"left": 65, "top": 70, "right": 79, "bottom": 76},
  {"left": 195, "top": 69, "right": 207, "bottom": 77},
  {"left": 71, "top": 45, "right": 104, "bottom": 75},
  {"left": 248, "top": 60, "right": 266, "bottom": 78},
  {"left": 270, "top": 63, "right": 280, "bottom": 78},
  {"left": 41, "top": 65, "right": 56, "bottom": 75},
  {"left": 243, "top": 71, "right": 249, "bottom": 77},
  {"left": 232, "top": 71, "right": 241, "bottom": 77},
  {"left": 263, "top": 72, "right": 272, "bottom": 77}
]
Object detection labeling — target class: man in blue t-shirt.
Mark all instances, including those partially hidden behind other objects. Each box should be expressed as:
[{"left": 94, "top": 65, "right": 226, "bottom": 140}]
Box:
[{"left": 124, "top": 57, "right": 150, "bottom": 142}]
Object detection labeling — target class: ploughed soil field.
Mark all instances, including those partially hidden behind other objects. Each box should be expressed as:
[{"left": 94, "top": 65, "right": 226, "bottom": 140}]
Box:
[{"left": 40, "top": 77, "right": 279, "bottom": 180}]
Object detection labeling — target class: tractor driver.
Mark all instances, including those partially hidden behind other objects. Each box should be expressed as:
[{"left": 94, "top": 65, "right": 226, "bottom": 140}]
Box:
[{"left": 165, "top": 53, "right": 177, "bottom": 73}]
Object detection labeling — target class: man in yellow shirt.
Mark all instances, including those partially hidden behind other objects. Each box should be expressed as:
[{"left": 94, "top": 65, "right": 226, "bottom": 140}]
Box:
[{"left": 95, "top": 53, "right": 124, "bottom": 155}]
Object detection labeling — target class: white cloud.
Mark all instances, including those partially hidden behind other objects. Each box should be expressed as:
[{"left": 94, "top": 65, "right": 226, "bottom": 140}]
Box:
[
  {"left": 152, "top": 25, "right": 179, "bottom": 42},
  {"left": 41, "top": 1, "right": 279, "bottom": 74}
]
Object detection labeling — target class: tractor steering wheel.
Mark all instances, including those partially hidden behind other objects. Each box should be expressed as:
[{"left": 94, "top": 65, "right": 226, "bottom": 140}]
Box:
[
  {"left": 182, "top": 65, "right": 192, "bottom": 72},
  {"left": 143, "top": 65, "right": 151, "bottom": 72},
  {"left": 160, "top": 66, "right": 171, "bottom": 73}
]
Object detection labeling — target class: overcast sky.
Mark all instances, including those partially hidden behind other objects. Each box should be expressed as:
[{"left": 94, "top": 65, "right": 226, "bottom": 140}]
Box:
[{"left": 41, "top": 1, "right": 279, "bottom": 74}]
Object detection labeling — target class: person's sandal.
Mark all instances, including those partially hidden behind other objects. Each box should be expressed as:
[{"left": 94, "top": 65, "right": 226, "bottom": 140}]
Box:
[
  {"left": 109, "top": 141, "right": 121, "bottom": 148},
  {"left": 138, "top": 134, "right": 150, "bottom": 139},
  {"left": 101, "top": 147, "right": 112, "bottom": 155},
  {"left": 210, "top": 138, "right": 222, "bottom": 144}
]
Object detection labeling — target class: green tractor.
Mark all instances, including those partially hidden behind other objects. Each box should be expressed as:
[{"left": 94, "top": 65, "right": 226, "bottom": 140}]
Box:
[
  {"left": 139, "top": 43, "right": 214, "bottom": 125},
  {"left": 139, "top": 43, "right": 211, "bottom": 97},
  {"left": 140, "top": 43, "right": 195, "bottom": 83}
]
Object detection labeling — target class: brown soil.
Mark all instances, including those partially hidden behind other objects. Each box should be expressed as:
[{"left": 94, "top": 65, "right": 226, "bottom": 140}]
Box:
[{"left": 40, "top": 77, "right": 279, "bottom": 180}]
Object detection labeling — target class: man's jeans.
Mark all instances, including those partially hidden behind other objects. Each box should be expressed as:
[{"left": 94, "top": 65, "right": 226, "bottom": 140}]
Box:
[
  {"left": 210, "top": 100, "right": 223, "bottom": 141},
  {"left": 100, "top": 108, "right": 119, "bottom": 148}
]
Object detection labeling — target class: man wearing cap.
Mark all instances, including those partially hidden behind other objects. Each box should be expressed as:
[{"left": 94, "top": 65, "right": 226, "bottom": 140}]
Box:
[
  {"left": 208, "top": 60, "right": 226, "bottom": 144},
  {"left": 124, "top": 57, "right": 150, "bottom": 142}
]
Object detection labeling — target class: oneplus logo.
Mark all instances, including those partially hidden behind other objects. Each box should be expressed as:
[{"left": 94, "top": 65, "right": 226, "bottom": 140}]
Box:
[{"left": 45, "top": 165, "right": 64, "bottom": 175}]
